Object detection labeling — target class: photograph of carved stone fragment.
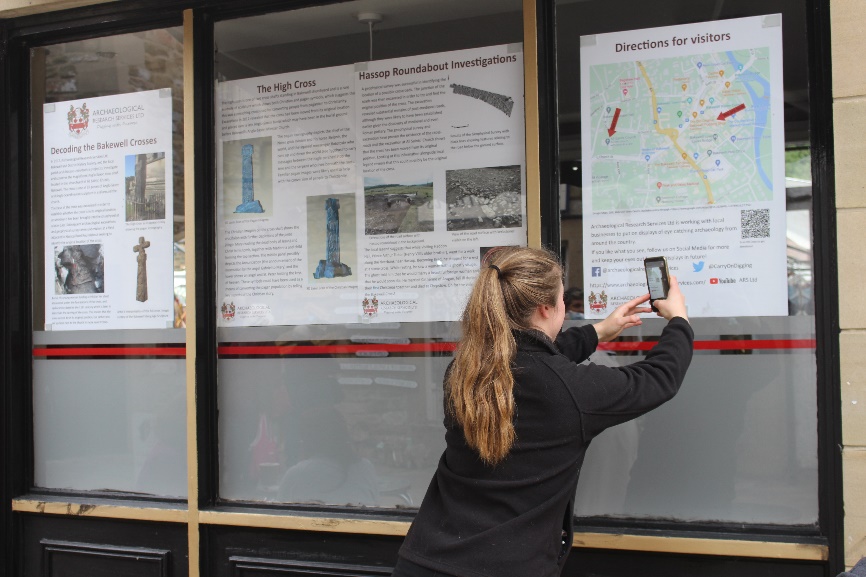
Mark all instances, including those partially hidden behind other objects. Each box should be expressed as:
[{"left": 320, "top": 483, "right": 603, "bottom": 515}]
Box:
[
  {"left": 133, "top": 236, "right": 150, "bottom": 302},
  {"left": 222, "top": 136, "right": 272, "bottom": 219},
  {"left": 446, "top": 165, "right": 522, "bottom": 231},
  {"left": 364, "top": 176, "right": 434, "bottom": 235},
  {"left": 307, "top": 193, "right": 356, "bottom": 281},
  {"left": 54, "top": 244, "right": 104, "bottom": 295},
  {"left": 450, "top": 83, "right": 514, "bottom": 117},
  {"left": 125, "top": 152, "right": 166, "bottom": 221}
]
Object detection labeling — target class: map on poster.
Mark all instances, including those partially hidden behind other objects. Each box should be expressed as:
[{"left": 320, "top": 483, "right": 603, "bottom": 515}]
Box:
[
  {"left": 216, "top": 44, "right": 526, "bottom": 326},
  {"left": 581, "top": 15, "right": 787, "bottom": 318},
  {"left": 588, "top": 48, "right": 773, "bottom": 210},
  {"left": 43, "top": 89, "right": 175, "bottom": 331}
]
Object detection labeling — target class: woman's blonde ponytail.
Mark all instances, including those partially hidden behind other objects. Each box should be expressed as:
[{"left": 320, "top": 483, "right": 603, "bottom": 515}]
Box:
[{"left": 446, "top": 247, "right": 562, "bottom": 465}]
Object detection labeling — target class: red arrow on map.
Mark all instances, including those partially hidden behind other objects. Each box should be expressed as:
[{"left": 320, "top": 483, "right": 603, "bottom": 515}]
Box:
[
  {"left": 607, "top": 108, "right": 621, "bottom": 137},
  {"left": 717, "top": 103, "right": 746, "bottom": 121}
]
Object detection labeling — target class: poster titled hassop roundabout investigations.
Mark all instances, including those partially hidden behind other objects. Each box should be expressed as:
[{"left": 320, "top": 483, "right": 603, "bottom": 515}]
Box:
[{"left": 216, "top": 44, "right": 527, "bottom": 327}]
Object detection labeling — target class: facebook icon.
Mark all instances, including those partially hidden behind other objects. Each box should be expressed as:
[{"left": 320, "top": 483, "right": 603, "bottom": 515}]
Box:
[{"left": 591, "top": 267, "right": 602, "bottom": 277}]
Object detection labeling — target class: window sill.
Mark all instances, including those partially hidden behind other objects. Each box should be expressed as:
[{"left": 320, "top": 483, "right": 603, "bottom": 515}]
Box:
[{"left": 12, "top": 497, "right": 829, "bottom": 561}]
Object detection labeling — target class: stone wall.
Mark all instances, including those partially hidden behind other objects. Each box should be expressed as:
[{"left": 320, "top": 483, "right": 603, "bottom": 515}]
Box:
[{"left": 832, "top": 0, "right": 866, "bottom": 568}]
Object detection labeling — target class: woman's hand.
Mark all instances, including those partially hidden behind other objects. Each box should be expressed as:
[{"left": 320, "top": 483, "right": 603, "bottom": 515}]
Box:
[
  {"left": 593, "top": 293, "right": 652, "bottom": 342},
  {"left": 652, "top": 275, "right": 688, "bottom": 322}
]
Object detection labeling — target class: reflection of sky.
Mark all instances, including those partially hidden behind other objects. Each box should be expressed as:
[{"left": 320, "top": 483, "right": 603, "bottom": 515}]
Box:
[
  {"left": 364, "top": 175, "right": 432, "bottom": 187},
  {"left": 787, "top": 209, "right": 810, "bottom": 249},
  {"left": 124, "top": 154, "right": 136, "bottom": 178}
]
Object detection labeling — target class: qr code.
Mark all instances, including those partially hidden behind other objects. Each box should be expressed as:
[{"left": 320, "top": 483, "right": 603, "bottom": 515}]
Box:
[{"left": 741, "top": 209, "right": 770, "bottom": 239}]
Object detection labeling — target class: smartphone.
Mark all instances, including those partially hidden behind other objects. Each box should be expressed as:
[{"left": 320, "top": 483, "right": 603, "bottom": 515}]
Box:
[{"left": 644, "top": 256, "right": 670, "bottom": 312}]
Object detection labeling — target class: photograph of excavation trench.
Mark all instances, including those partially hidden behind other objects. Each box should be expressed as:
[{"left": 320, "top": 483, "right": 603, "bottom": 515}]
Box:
[{"left": 364, "top": 177, "right": 434, "bottom": 235}]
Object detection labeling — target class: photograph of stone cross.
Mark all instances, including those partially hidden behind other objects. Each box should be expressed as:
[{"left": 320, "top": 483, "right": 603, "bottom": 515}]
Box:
[
  {"left": 234, "top": 143, "right": 265, "bottom": 213},
  {"left": 135, "top": 154, "right": 148, "bottom": 204},
  {"left": 314, "top": 198, "right": 352, "bottom": 279},
  {"left": 133, "top": 236, "right": 150, "bottom": 302}
]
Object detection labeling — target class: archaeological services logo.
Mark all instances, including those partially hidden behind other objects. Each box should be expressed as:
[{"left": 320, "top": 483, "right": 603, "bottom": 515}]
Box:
[
  {"left": 67, "top": 102, "right": 90, "bottom": 137},
  {"left": 589, "top": 290, "right": 608, "bottom": 313},
  {"left": 362, "top": 295, "right": 379, "bottom": 318},
  {"left": 221, "top": 301, "right": 236, "bottom": 321}
]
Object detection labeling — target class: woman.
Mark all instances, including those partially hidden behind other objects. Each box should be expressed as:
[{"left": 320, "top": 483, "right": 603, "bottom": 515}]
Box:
[{"left": 393, "top": 246, "right": 693, "bottom": 577}]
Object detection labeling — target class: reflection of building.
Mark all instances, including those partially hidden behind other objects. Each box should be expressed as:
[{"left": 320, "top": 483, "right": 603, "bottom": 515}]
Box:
[{"left": 787, "top": 239, "right": 813, "bottom": 316}]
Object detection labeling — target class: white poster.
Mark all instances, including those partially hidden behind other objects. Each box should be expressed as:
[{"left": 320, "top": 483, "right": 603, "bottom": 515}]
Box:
[
  {"left": 44, "top": 89, "right": 175, "bottom": 331},
  {"left": 580, "top": 15, "right": 787, "bottom": 318},
  {"left": 216, "top": 44, "right": 526, "bottom": 326}
]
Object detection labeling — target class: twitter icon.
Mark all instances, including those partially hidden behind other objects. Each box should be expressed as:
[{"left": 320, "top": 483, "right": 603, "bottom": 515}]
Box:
[{"left": 692, "top": 261, "right": 705, "bottom": 272}]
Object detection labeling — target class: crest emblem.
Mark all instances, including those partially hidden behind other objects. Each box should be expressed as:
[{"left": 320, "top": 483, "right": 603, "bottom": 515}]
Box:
[
  {"left": 221, "top": 301, "right": 236, "bottom": 321},
  {"left": 362, "top": 295, "right": 379, "bottom": 317},
  {"left": 67, "top": 102, "right": 90, "bottom": 137},
  {"left": 588, "top": 290, "right": 608, "bottom": 313}
]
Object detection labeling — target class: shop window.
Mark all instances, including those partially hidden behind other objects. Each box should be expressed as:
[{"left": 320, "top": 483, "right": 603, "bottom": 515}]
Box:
[
  {"left": 214, "top": 0, "right": 525, "bottom": 506},
  {"left": 557, "top": 0, "right": 817, "bottom": 524},
  {"left": 30, "top": 29, "right": 187, "bottom": 497}
]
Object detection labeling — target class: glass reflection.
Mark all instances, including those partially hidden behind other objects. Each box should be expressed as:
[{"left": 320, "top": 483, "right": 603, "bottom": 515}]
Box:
[
  {"left": 215, "top": 0, "right": 522, "bottom": 507},
  {"left": 31, "top": 29, "right": 187, "bottom": 497},
  {"left": 558, "top": 0, "right": 818, "bottom": 524}
]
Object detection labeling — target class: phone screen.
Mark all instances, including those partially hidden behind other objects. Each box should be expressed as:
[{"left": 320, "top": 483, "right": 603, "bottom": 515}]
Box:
[{"left": 645, "top": 260, "right": 667, "bottom": 300}]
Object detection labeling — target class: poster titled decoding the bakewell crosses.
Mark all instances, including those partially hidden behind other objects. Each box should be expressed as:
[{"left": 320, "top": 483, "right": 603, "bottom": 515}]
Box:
[
  {"left": 43, "top": 89, "right": 175, "bottom": 331},
  {"left": 216, "top": 44, "right": 526, "bottom": 327}
]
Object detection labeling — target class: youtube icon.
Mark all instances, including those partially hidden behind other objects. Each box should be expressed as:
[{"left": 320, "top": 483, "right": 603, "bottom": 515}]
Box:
[{"left": 710, "top": 278, "right": 719, "bottom": 284}]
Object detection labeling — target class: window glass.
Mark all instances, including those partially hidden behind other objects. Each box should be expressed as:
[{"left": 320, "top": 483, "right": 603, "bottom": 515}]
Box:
[
  {"left": 31, "top": 29, "right": 187, "bottom": 497},
  {"left": 557, "top": 0, "right": 817, "bottom": 524},
  {"left": 215, "top": 0, "right": 524, "bottom": 505}
]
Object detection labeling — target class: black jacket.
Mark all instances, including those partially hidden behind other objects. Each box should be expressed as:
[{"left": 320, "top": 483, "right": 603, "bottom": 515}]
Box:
[{"left": 398, "top": 317, "right": 694, "bottom": 577}]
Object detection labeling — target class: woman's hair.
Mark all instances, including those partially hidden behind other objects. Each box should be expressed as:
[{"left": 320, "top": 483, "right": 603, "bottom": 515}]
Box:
[{"left": 446, "top": 246, "right": 563, "bottom": 465}]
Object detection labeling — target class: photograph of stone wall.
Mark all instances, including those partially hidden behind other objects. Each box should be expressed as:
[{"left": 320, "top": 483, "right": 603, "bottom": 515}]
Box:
[{"left": 446, "top": 165, "right": 522, "bottom": 231}]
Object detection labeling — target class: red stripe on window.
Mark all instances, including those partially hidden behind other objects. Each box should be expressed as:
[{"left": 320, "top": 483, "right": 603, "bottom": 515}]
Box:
[
  {"left": 33, "top": 347, "right": 186, "bottom": 358},
  {"left": 32, "top": 339, "right": 816, "bottom": 359},
  {"left": 598, "top": 339, "right": 816, "bottom": 351},
  {"left": 217, "top": 342, "right": 458, "bottom": 356}
]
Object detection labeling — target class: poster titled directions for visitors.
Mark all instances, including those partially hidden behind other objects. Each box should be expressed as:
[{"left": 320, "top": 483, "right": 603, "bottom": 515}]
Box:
[{"left": 580, "top": 15, "right": 787, "bottom": 318}]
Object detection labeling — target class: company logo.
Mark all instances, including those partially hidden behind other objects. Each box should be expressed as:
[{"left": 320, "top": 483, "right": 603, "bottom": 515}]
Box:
[
  {"left": 692, "top": 261, "right": 705, "bottom": 272},
  {"left": 591, "top": 266, "right": 602, "bottom": 277},
  {"left": 588, "top": 290, "right": 608, "bottom": 313},
  {"left": 709, "top": 277, "right": 736, "bottom": 285},
  {"left": 67, "top": 102, "right": 90, "bottom": 138},
  {"left": 710, "top": 278, "right": 719, "bottom": 284},
  {"left": 362, "top": 295, "right": 379, "bottom": 317},
  {"left": 221, "top": 301, "right": 236, "bottom": 320}
]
